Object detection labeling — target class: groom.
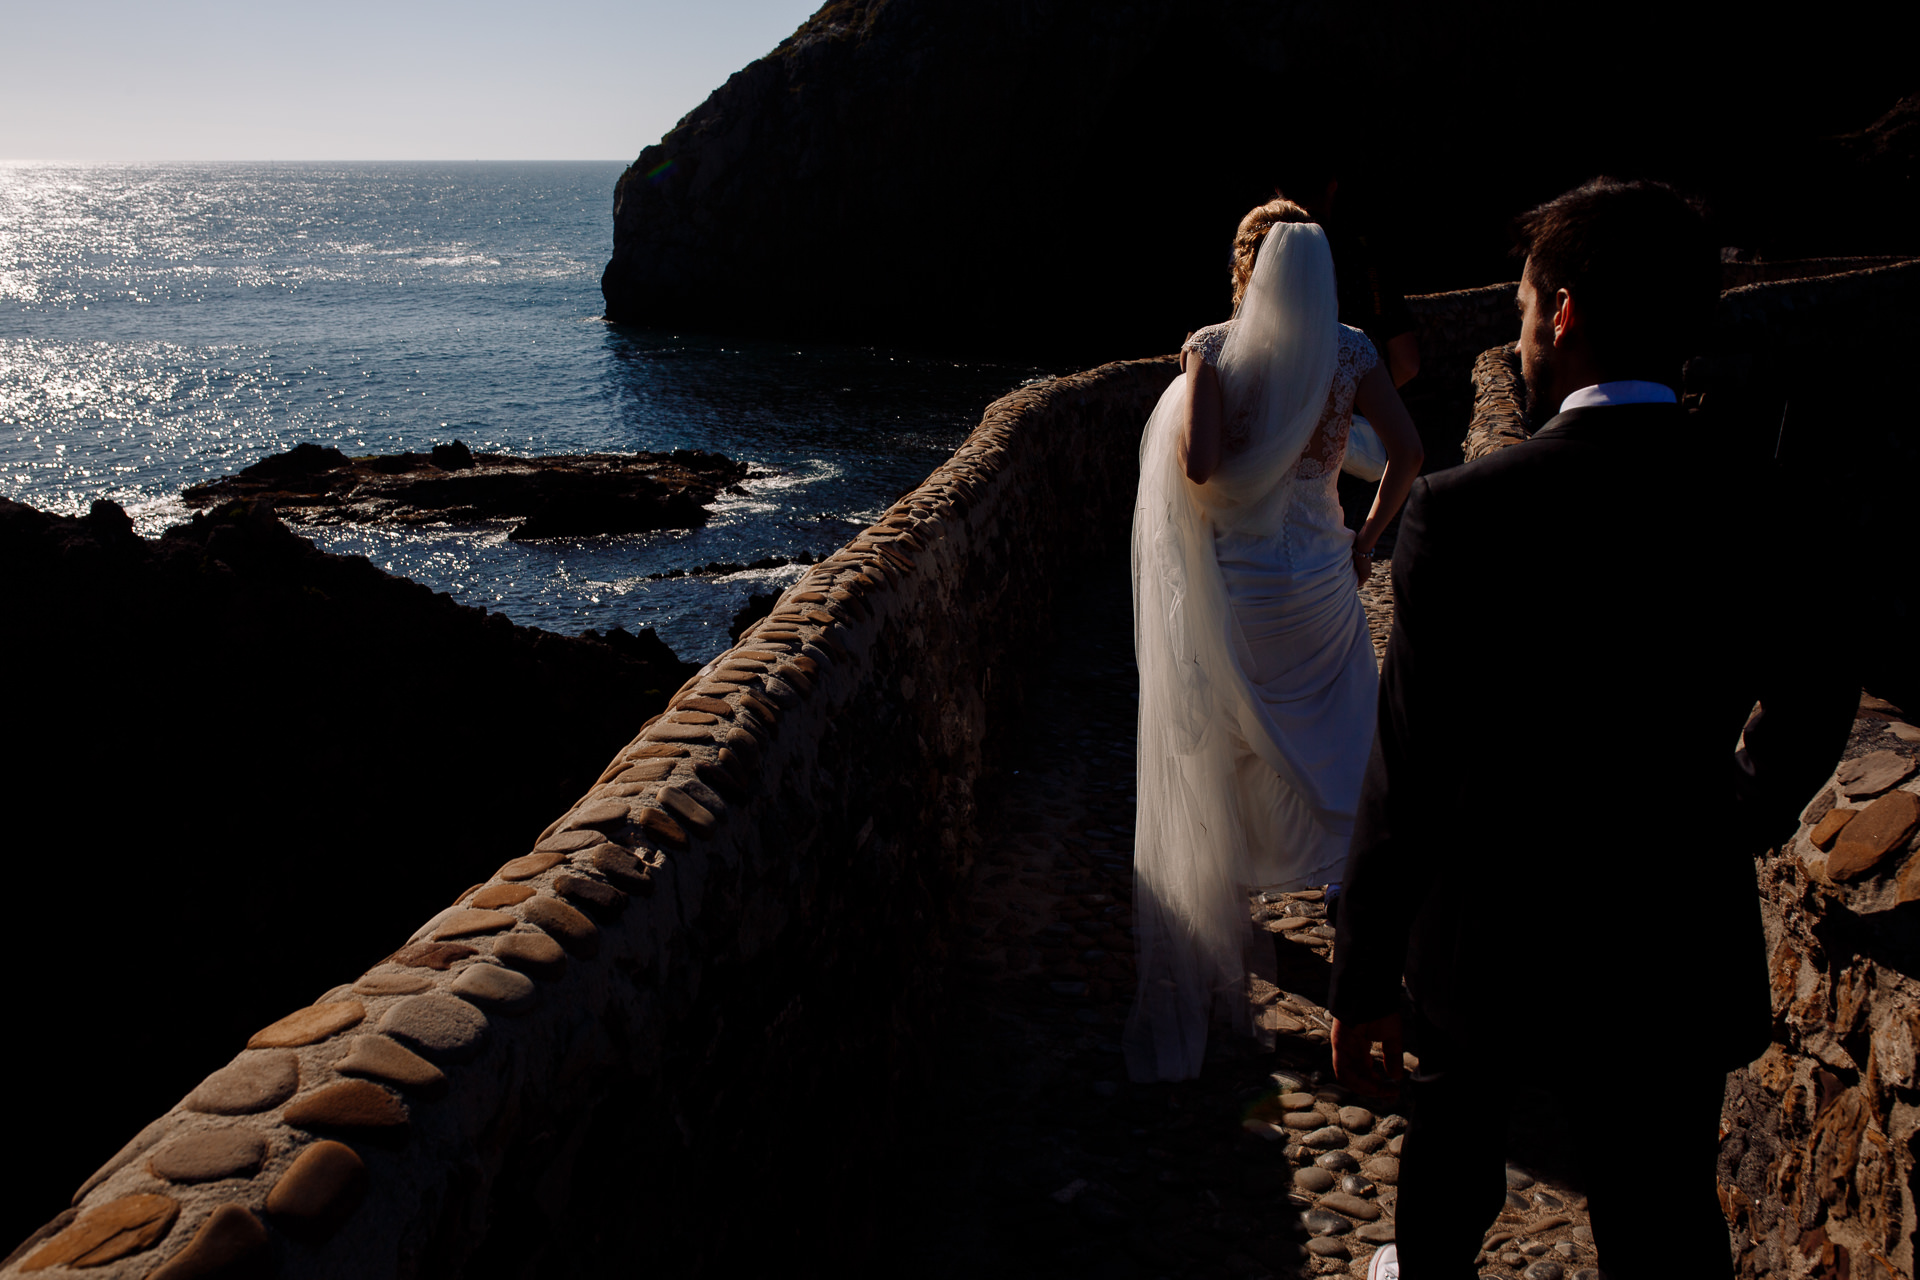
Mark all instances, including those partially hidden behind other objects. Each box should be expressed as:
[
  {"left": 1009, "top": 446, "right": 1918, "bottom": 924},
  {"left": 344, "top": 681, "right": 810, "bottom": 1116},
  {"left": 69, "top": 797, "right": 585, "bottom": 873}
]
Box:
[{"left": 1327, "top": 179, "right": 1858, "bottom": 1278}]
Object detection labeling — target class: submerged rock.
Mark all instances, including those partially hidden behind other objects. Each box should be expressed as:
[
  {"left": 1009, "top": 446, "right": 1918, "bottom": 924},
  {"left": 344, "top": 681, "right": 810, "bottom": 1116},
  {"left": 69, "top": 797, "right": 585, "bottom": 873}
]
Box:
[{"left": 182, "top": 441, "right": 749, "bottom": 540}]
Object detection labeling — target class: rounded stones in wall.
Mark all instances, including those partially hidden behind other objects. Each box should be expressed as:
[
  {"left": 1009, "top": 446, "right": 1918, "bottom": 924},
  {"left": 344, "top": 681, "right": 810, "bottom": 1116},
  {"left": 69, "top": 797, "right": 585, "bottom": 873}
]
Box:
[
  {"left": 658, "top": 786, "right": 716, "bottom": 836},
  {"left": 1828, "top": 790, "right": 1919, "bottom": 880},
  {"left": 613, "top": 758, "right": 676, "bottom": 784},
  {"left": 147, "top": 1129, "right": 267, "bottom": 1184},
  {"left": 468, "top": 883, "right": 537, "bottom": 910},
  {"left": 520, "top": 895, "right": 599, "bottom": 957},
  {"left": 1837, "top": 750, "right": 1916, "bottom": 798},
  {"left": 70, "top": 1118, "right": 172, "bottom": 1205},
  {"left": 431, "top": 908, "right": 517, "bottom": 941},
  {"left": 534, "top": 828, "right": 605, "bottom": 854},
  {"left": 245, "top": 999, "right": 366, "bottom": 1050},
  {"left": 553, "top": 872, "right": 627, "bottom": 920},
  {"left": 332, "top": 1033, "right": 447, "bottom": 1092},
  {"left": 147, "top": 1203, "right": 269, "bottom": 1280},
  {"left": 587, "top": 845, "right": 652, "bottom": 895},
  {"left": 282, "top": 1080, "right": 409, "bottom": 1135},
  {"left": 265, "top": 1139, "right": 366, "bottom": 1242},
  {"left": 694, "top": 757, "right": 746, "bottom": 800},
  {"left": 759, "top": 677, "right": 800, "bottom": 708},
  {"left": 378, "top": 992, "right": 490, "bottom": 1062},
  {"left": 491, "top": 929, "right": 567, "bottom": 978},
  {"left": 449, "top": 963, "right": 537, "bottom": 1013},
  {"left": 647, "top": 722, "right": 715, "bottom": 743},
  {"left": 498, "top": 850, "right": 566, "bottom": 881},
  {"left": 567, "top": 798, "right": 633, "bottom": 829},
  {"left": 21, "top": 1193, "right": 178, "bottom": 1269},
  {"left": 587, "top": 844, "right": 652, "bottom": 894},
  {"left": 638, "top": 807, "right": 689, "bottom": 848},
  {"left": 185, "top": 1051, "right": 298, "bottom": 1116},
  {"left": 386, "top": 941, "right": 476, "bottom": 970}
]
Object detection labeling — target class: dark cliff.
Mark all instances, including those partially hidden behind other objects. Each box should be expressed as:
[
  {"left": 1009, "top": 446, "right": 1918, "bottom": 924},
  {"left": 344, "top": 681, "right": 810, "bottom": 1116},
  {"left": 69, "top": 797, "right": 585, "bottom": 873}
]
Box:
[
  {"left": 603, "top": 0, "right": 1918, "bottom": 355},
  {"left": 0, "top": 498, "right": 694, "bottom": 1253}
]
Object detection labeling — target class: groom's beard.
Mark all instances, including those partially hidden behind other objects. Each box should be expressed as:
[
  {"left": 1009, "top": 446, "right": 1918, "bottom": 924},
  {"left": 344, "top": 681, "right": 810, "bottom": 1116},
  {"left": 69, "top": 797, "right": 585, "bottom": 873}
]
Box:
[{"left": 1520, "top": 343, "right": 1556, "bottom": 426}]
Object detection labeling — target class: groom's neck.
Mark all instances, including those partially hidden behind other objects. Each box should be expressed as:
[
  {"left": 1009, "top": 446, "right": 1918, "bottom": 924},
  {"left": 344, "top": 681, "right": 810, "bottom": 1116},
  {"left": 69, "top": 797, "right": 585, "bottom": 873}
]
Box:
[
  {"left": 1546, "top": 343, "right": 1685, "bottom": 415},
  {"left": 1555, "top": 362, "right": 1680, "bottom": 414}
]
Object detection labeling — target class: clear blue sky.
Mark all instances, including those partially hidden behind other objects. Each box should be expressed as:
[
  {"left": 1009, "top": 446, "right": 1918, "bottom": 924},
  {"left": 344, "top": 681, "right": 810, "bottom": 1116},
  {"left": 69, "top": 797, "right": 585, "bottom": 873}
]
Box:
[{"left": 0, "top": 0, "right": 823, "bottom": 161}]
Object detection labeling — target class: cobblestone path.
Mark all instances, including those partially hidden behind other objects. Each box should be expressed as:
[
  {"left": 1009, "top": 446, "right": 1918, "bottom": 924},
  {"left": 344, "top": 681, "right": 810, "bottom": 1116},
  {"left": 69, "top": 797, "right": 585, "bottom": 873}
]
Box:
[{"left": 887, "top": 554, "right": 1605, "bottom": 1280}]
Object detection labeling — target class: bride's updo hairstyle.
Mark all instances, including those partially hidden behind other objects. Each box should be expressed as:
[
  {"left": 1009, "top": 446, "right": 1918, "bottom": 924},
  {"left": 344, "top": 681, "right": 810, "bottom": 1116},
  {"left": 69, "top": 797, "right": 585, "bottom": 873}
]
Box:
[{"left": 1231, "top": 197, "right": 1315, "bottom": 309}]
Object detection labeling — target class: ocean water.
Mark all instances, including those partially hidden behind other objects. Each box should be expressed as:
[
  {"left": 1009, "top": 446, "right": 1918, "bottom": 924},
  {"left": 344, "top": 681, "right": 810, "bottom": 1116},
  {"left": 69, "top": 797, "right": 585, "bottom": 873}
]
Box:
[{"left": 0, "top": 161, "right": 1039, "bottom": 659}]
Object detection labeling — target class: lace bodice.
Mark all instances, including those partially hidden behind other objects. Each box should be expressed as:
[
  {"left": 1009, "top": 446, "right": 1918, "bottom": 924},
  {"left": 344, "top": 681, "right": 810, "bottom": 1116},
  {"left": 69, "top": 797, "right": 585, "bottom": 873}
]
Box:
[
  {"left": 1183, "top": 320, "right": 1379, "bottom": 565},
  {"left": 1181, "top": 321, "right": 1378, "bottom": 481},
  {"left": 1296, "top": 325, "right": 1379, "bottom": 483}
]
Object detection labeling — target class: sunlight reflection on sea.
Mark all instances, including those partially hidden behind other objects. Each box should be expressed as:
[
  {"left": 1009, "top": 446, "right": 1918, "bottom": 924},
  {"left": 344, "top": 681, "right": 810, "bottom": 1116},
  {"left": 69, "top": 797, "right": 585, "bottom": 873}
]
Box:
[{"left": 0, "top": 161, "right": 1039, "bottom": 659}]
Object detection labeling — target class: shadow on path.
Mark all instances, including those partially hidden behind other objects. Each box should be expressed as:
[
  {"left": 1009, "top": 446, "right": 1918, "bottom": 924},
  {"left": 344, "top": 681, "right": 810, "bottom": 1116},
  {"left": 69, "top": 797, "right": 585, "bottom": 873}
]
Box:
[{"left": 879, "top": 551, "right": 1601, "bottom": 1279}]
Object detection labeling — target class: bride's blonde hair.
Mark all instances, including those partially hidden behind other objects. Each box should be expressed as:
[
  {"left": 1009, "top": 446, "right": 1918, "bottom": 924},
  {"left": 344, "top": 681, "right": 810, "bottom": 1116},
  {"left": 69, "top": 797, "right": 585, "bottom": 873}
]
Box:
[{"left": 1231, "top": 197, "right": 1315, "bottom": 308}]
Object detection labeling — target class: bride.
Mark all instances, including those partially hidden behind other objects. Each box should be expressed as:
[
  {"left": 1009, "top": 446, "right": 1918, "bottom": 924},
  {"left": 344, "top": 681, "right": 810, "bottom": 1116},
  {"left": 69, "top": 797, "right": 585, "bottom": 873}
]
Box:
[{"left": 1127, "top": 198, "right": 1423, "bottom": 1081}]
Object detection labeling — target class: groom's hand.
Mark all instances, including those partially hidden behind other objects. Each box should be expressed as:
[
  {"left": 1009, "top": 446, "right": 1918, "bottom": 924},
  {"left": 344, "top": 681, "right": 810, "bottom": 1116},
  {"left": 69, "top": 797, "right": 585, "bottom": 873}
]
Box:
[{"left": 1331, "top": 1012, "right": 1404, "bottom": 1100}]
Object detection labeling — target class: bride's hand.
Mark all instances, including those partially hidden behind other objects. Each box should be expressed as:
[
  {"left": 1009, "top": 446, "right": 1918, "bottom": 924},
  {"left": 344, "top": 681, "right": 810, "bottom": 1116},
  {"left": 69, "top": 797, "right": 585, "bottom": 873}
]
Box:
[{"left": 1352, "top": 547, "right": 1375, "bottom": 586}]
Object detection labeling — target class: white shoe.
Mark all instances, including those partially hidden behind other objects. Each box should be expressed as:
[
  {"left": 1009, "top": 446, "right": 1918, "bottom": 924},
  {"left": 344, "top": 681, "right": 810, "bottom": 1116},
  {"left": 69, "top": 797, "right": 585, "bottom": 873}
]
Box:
[{"left": 1367, "top": 1242, "right": 1399, "bottom": 1280}]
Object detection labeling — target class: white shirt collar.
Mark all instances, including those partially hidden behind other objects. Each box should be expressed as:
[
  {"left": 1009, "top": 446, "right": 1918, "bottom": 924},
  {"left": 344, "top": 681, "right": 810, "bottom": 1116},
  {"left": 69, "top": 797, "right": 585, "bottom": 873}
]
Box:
[{"left": 1559, "top": 380, "right": 1678, "bottom": 412}]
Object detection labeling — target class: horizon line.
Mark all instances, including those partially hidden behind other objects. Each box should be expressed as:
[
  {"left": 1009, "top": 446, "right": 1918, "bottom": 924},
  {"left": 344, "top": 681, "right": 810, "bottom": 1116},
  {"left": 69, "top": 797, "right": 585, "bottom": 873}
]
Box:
[{"left": 0, "top": 157, "right": 632, "bottom": 166}]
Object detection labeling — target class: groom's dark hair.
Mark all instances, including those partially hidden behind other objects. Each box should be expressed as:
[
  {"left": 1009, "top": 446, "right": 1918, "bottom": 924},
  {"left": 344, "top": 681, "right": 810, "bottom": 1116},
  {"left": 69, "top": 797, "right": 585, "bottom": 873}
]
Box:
[{"left": 1514, "top": 178, "right": 1718, "bottom": 381}]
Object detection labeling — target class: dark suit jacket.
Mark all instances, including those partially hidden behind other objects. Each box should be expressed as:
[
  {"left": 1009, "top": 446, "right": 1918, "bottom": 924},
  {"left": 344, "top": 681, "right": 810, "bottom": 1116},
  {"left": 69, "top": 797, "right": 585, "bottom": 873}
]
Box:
[{"left": 1328, "top": 401, "right": 1857, "bottom": 1069}]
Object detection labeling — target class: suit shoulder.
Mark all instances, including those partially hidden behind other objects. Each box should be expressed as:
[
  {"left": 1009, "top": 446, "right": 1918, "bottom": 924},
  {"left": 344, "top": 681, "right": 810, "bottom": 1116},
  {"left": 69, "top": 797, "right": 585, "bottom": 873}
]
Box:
[{"left": 1415, "top": 438, "right": 1561, "bottom": 512}]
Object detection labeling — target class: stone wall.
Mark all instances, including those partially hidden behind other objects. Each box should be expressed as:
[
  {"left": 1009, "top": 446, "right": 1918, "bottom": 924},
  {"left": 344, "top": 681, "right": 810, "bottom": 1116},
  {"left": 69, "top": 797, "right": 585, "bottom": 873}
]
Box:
[
  {"left": 0, "top": 358, "right": 1177, "bottom": 1279},
  {"left": 1730, "top": 735, "right": 1920, "bottom": 1280},
  {"left": 1704, "top": 260, "right": 1920, "bottom": 1272},
  {"left": 1402, "top": 283, "right": 1522, "bottom": 469},
  {"left": 1463, "top": 344, "right": 1526, "bottom": 462}
]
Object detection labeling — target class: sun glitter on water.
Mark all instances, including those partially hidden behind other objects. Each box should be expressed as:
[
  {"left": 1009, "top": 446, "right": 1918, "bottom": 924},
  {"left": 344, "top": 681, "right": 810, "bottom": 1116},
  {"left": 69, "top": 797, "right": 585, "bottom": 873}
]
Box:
[{"left": 0, "top": 161, "right": 1039, "bottom": 660}]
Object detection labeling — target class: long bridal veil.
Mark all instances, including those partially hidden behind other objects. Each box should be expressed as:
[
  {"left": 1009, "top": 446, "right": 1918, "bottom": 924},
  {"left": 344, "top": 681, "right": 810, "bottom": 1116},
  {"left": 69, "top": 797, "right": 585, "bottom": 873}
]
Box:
[{"left": 1126, "top": 222, "right": 1340, "bottom": 1082}]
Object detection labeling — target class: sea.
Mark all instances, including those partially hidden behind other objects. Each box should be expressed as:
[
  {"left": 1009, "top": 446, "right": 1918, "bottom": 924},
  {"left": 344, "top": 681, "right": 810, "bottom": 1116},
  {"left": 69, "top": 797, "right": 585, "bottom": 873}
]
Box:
[{"left": 0, "top": 161, "right": 1040, "bottom": 660}]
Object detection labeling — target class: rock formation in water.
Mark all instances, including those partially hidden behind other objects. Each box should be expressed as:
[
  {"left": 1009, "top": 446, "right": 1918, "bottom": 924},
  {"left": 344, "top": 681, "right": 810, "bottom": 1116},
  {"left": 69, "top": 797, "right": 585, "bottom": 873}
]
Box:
[
  {"left": 182, "top": 440, "right": 748, "bottom": 540},
  {"left": 603, "top": 0, "right": 1917, "bottom": 354},
  {"left": 0, "top": 496, "right": 696, "bottom": 1250}
]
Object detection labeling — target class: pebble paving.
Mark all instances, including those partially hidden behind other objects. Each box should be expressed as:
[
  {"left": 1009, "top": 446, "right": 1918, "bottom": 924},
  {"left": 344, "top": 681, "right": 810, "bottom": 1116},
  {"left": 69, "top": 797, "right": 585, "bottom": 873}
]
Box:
[{"left": 885, "top": 553, "right": 1602, "bottom": 1279}]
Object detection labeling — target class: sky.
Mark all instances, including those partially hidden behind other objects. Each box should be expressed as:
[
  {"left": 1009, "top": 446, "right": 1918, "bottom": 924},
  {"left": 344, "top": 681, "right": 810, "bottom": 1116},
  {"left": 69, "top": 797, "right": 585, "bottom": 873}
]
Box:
[{"left": 0, "top": 0, "right": 824, "bottom": 161}]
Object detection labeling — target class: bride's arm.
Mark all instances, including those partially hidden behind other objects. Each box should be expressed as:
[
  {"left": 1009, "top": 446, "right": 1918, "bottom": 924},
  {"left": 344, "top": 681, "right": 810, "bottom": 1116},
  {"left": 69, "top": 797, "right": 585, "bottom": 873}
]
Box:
[
  {"left": 1180, "top": 349, "right": 1224, "bottom": 484},
  {"left": 1352, "top": 363, "right": 1424, "bottom": 567}
]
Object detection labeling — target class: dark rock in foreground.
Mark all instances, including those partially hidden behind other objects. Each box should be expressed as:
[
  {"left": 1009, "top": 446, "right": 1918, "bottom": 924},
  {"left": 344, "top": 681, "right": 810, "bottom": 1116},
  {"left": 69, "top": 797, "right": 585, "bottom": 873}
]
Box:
[
  {"left": 0, "top": 495, "right": 696, "bottom": 1250},
  {"left": 182, "top": 440, "right": 749, "bottom": 540}
]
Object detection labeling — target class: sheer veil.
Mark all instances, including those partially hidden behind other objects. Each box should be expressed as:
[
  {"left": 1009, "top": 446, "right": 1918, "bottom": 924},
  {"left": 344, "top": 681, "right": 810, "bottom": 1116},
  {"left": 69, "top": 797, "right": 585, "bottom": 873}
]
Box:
[{"left": 1126, "top": 221, "right": 1339, "bottom": 1081}]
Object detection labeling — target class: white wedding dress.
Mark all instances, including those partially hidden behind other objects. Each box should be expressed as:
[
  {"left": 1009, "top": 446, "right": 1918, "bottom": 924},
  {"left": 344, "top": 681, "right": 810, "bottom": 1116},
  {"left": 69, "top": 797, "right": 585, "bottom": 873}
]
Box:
[{"left": 1126, "top": 222, "right": 1381, "bottom": 1081}]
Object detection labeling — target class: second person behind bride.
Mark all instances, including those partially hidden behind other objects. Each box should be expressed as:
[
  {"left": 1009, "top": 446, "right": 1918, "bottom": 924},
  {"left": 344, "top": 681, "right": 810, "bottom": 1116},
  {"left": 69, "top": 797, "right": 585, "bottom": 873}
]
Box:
[{"left": 1127, "top": 197, "right": 1423, "bottom": 1082}]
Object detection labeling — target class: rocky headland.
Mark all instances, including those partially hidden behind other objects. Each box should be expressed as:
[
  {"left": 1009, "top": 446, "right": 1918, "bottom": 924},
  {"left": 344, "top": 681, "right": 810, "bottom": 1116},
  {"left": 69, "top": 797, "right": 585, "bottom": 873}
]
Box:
[
  {"left": 0, "top": 496, "right": 695, "bottom": 1251},
  {"left": 182, "top": 441, "right": 749, "bottom": 540},
  {"left": 603, "top": 0, "right": 1917, "bottom": 355}
]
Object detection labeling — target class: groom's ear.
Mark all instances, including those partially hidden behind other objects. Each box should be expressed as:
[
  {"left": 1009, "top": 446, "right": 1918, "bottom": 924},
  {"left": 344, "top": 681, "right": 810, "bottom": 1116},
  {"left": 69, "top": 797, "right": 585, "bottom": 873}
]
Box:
[{"left": 1550, "top": 288, "right": 1578, "bottom": 348}]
